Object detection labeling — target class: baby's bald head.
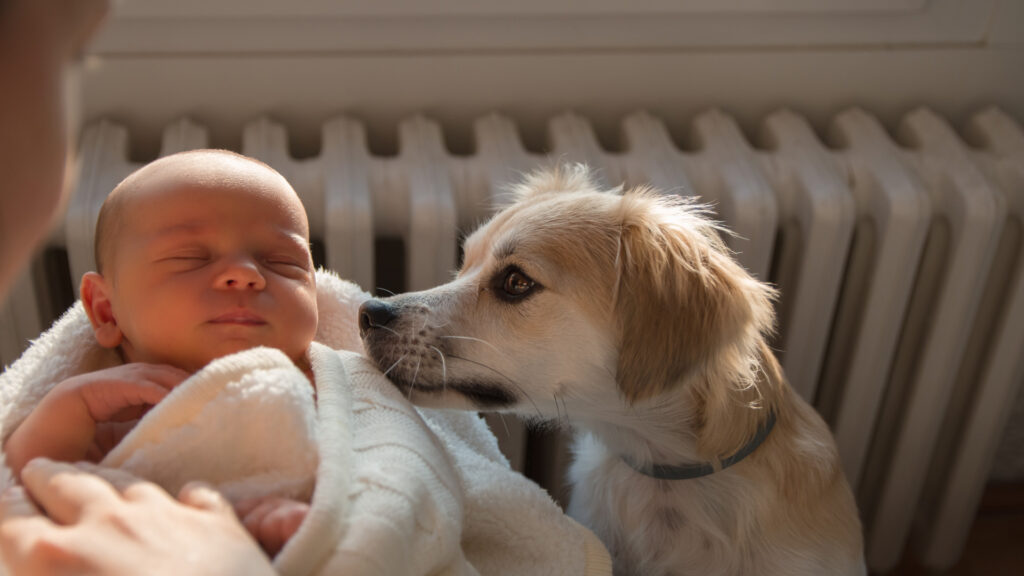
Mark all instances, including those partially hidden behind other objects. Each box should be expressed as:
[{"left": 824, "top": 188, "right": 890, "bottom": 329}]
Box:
[{"left": 94, "top": 149, "right": 305, "bottom": 275}]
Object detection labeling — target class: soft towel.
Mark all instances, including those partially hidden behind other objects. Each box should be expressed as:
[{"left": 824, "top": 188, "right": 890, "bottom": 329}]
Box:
[{"left": 0, "top": 270, "right": 611, "bottom": 576}]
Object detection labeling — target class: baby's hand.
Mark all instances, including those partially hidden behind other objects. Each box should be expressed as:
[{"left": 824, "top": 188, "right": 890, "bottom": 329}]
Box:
[
  {"left": 236, "top": 496, "right": 311, "bottom": 556},
  {"left": 3, "top": 363, "right": 188, "bottom": 478}
]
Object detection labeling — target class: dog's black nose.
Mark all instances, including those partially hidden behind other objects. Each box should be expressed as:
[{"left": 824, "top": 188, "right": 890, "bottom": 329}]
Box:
[{"left": 359, "top": 299, "right": 398, "bottom": 333}]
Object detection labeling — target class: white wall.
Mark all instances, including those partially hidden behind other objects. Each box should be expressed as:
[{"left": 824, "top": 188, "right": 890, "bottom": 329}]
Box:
[{"left": 79, "top": 0, "right": 1023, "bottom": 158}]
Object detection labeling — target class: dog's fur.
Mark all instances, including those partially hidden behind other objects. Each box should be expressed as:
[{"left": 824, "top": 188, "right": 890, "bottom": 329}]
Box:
[{"left": 359, "top": 166, "right": 865, "bottom": 576}]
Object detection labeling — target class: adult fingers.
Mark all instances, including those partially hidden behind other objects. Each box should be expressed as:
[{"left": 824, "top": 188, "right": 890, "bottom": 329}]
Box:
[
  {"left": 71, "top": 462, "right": 149, "bottom": 495},
  {"left": 66, "top": 463, "right": 178, "bottom": 510},
  {"left": 19, "top": 458, "right": 118, "bottom": 525},
  {"left": 0, "top": 495, "right": 58, "bottom": 576},
  {"left": 178, "top": 482, "right": 234, "bottom": 516}
]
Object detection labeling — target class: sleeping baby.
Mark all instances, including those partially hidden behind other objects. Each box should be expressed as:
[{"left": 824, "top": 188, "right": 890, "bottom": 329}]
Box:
[{"left": 2, "top": 149, "right": 320, "bottom": 555}]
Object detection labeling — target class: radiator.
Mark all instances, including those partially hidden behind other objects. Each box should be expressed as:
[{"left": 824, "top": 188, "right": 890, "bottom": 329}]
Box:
[{"left": 2, "top": 106, "right": 1022, "bottom": 574}]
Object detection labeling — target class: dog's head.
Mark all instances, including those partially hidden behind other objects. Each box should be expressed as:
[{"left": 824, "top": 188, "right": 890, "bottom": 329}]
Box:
[{"left": 360, "top": 166, "right": 777, "bottom": 440}]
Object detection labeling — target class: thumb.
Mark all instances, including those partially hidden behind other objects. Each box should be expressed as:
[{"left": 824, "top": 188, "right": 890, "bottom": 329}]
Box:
[{"left": 178, "top": 481, "right": 234, "bottom": 516}]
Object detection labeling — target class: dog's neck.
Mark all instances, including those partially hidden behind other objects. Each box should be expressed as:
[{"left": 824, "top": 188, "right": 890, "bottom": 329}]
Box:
[
  {"left": 581, "top": 400, "right": 776, "bottom": 480},
  {"left": 625, "top": 411, "right": 776, "bottom": 479},
  {"left": 582, "top": 340, "right": 784, "bottom": 473},
  {"left": 580, "top": 384, "right": 708, "bottom": 468}
]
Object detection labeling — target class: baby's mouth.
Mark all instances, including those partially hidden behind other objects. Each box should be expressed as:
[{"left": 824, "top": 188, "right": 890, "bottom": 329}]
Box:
[{"left": 209, "top": 310, "right": 267, "bottom": 325}]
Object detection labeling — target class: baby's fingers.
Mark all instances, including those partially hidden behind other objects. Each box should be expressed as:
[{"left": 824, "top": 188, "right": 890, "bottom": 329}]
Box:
[
  {"left": 238, "top": 498, "right": 308, "bottom": 556},
  {"left": 147, "top": 364, "right": 190, "bottom": 389},
  {"left": 80, "top": 379, "right": 170, "bottom": 422},
  {"left": 239, "top": 498, "right": 280, "bottom": 535},
  {"left": 119, "top": 363, "right": 190, "bottom": 390}
]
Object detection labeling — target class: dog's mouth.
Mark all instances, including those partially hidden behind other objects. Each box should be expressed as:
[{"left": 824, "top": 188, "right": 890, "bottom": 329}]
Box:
[
  {"left": 387, "top": 376, "right": 518, "bottom": 408},
  {"left": 359, "top": 300, "right": 519, "bottom": 409}
]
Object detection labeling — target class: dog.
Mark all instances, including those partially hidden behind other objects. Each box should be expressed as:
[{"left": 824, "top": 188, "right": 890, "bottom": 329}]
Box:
[{"left": 358, "top": 166, "right": 865, "bottom": 576}]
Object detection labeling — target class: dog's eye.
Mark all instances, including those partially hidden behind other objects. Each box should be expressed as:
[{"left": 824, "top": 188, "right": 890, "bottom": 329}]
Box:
[{"left": 500, "top": 268, "right": 537, "bottom": 299}]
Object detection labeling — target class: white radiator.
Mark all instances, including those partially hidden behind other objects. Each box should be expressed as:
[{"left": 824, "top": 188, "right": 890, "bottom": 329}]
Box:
[{"left": 2, "top": 106, "right": 1022, "bottom": 574}]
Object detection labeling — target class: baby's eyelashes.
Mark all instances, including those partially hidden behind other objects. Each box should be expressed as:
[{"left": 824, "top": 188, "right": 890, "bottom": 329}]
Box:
[
  {"left": 265, "top": 256, "right": 305, "bottom": 267},
  {"left": 263, "top": 254, "right": 312, "bottom": 276},
  {"left": 155, "top": 246, "right": 210, "bottom": 260},
  {"left": 156, "top": 253, "right": 212, "bottom": 272},
  {"left": 167, "top": 255, "right": 209, "bottom": 261}
]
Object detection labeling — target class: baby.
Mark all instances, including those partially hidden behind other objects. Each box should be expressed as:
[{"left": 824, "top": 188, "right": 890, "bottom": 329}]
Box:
[{"left": 2, "top": 149, "right": 319, "bottom": 556}]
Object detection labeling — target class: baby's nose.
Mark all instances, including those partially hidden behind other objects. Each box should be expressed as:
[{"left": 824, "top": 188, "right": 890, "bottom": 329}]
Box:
[{"left": 216, "top": 259, "right": 266, "bottom": 290}]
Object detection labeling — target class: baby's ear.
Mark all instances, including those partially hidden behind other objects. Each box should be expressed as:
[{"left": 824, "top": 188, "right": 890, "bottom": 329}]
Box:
[{"left": 80, "top": 272, "right": 123, "bottom": 349}]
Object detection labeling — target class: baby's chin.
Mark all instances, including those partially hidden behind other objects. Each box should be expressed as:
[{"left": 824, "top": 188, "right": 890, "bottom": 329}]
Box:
[{"left": 192, "top": 342, "right": 312, "bottom": 372}]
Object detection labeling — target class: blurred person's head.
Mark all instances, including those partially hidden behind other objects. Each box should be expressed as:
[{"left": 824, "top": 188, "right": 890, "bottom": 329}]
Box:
[{"left": 0, "top": 0, "right": 108, "bottom": 301}]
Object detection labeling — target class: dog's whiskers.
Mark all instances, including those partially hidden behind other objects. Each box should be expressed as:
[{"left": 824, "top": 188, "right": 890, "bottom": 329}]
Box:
[
  {"left": 428, "top": 319, "right": 451, "bottom": 330},
  {"left": 554, "top": 392, "right": 571, "bottom": 430},
  {"left": 495, "top": 413, "right": 513, "bottom": 442},
  {"left": 383, "top": 354, "right": 408, "bottom": 377},
  {"left": 375, "top": 324, "right": 402, "bottom": 338},
  {"left": 429, "top": 345, "right": 448, "bottom": 390},
  {"left": 447, "top": 353, "right": 543, "bottom": 419},
  {"left": 374, "top": 287, "right": 396, "bottom": 297},
  {"left": 382, "top": 352, "right": 405, "bottom": 375},
  {"left": 408, "top": 357, "right": 422, "bottom": 400},
  {"left": 438, "top": 335, "right": 502, "bottom": 355}
]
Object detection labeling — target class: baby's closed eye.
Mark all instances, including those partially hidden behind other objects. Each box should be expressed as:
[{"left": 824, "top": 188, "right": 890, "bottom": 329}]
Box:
[
  {"left": 263, "top": 253, "right": 311, "bottom": 277},
  {"left": 156, "top": 250, "right": 211, "bottom": 271}
]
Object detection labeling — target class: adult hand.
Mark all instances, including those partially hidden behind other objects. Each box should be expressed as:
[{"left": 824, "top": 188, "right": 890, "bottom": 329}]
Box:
[{"left": 0, "top": 459, "right": 276, "bottom": 576}]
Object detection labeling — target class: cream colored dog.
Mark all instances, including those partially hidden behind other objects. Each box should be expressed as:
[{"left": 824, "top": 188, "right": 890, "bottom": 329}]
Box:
[{"left": 358, "top": 166, "right": 865, "bottom": 576}]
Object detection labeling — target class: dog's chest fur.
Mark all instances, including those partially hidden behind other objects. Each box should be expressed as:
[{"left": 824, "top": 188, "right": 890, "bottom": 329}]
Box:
[
  {"left": 567, "top": 433, "right": 856, "bottom": 576},
  {"left": 568, "top": 435, "right": 745, "bottom": 576}
]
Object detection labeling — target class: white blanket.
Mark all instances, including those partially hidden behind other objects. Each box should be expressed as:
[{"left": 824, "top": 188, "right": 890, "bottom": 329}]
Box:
[{"left": 0, "top": 270, "right": 611, "bottom": 576}]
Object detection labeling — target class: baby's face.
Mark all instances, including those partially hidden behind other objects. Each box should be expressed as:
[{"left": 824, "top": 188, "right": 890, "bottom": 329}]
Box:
[{"left": 103, "top": 169, "right": 317, "bottom": 373}]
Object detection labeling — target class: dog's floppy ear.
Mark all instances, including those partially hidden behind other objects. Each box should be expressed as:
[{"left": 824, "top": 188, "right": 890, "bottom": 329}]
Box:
[{"left": 613, "top": 192, "right": 775, "bottom": 403}]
